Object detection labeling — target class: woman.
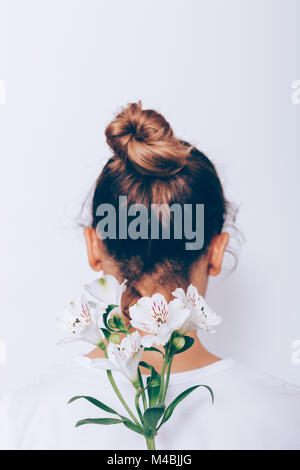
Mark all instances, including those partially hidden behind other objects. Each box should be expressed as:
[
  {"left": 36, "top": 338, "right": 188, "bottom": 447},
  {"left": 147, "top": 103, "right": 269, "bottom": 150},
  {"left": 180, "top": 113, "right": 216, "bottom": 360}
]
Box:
[{"left": 1, "top": 102, "right": 299, "bottom": 450}]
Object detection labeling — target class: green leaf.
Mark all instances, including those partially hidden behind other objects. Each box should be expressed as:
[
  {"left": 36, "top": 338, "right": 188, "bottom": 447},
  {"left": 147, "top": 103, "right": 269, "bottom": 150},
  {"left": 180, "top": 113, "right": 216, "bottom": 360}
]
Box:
[
  {"left": 172, "top": 336, "right": 194, "bottom": 355},
  {"left": 106, "top": 304, "right": 119, "bottom": 314},
  {"left": 143, "top": 405, "right": 165, "bottom": 431},
  {"left": 139, "top": 361, "right": 161, "bottom": 407},
  {"left": 146, "top": 377, "right": 161, "bottom": 407},
  {"left": 206, "top": 385, "right": 214, "bottom": 404},
  {"left": 75, "top": 418, "right": 123, "bottom": 427},
  {"left": 68, "top": 395, "right": 119, "bottom": 415},
  {"left": 139, "top": 361, "right": 159, "bottom": 378},
  {"left": 158, "top": 385, "right": 214, "bottom": 429},
  {"left": 70, "top": 395, "right": 146, "bottom": 435},
  {"left": 122, "top": 419, "right": 145, "bottom": 436},
  {"left": 144, "top": 347, "right": 165, "bottom": 357},
  {"left": 101, "top": 328, "right": 111, "bottom": 342}
]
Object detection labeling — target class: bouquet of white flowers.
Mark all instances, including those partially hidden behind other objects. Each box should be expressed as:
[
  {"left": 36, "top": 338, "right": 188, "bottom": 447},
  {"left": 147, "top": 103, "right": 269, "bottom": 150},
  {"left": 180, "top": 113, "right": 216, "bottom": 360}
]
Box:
[{"left": 58, "top": 272, "right": 221, "bottom": 450}]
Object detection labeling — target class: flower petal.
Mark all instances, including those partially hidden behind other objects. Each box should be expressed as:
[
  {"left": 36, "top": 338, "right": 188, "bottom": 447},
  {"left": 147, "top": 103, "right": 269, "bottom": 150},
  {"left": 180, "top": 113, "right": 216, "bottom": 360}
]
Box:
[
  {"left": 91, "top": 358, "right": 119, "bottom": 371},
  {"left": 168, "top": 298, "right": 191, "bottom": 330},
  {"left": 83, "top": 274, "right": 126, "bottom": 307},
  {"left": 129, "top": 297, "right": 158, "bottom": 333},
  {"left": 172, "top": 287, "right": 186, "bottom": 302},
  {"left": 141, "top": 334, "right": 162, "bottom": 348}
]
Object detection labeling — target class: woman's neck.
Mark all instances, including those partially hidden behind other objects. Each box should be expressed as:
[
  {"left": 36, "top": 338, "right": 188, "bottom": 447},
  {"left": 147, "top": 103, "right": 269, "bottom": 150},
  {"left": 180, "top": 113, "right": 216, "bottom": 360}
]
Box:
[{"left": 86, "top": 330, "right": 220, "bottom": 374}]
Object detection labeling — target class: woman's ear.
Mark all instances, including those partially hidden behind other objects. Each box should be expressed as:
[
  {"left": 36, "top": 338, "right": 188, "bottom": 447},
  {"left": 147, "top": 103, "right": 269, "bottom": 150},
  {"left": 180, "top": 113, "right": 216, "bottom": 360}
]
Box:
[
  {"left": 207, "top": 232, "right": 229, "bottom": 276},
  {"left": 84, "top": 227, "right": 103, "bottom": 271}
]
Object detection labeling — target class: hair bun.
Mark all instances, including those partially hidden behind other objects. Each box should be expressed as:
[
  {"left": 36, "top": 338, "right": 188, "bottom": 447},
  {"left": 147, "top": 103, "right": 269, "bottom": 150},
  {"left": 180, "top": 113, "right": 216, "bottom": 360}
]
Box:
[{"left": 105, "top": 101, "right": 192, "bottom": 177}]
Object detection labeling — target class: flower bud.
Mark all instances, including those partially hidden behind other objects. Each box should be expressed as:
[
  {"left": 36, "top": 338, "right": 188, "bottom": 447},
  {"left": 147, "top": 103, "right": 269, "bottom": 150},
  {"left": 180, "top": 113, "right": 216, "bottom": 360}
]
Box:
[
  {"left": 109, "top": 333, "right": 121, "bottom": 344},
  {"left": 172, "top": 336, "right": 185, "bottom": 351},
  {"left": 107, "top": 308, "right": 126, "bottom": 331}
]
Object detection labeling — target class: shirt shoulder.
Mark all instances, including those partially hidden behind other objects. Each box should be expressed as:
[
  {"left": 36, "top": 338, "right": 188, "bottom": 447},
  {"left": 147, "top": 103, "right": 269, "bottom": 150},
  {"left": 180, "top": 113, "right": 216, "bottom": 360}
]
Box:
[
  {"left": 221, "top": 362, "right": 300, "bottom": 398},
  {"left": 0, "top": 359, "right": 106, "bottom": 449},
  {"left": 211, "top": 362, "right": 300, "bottom": 430},
  {"left": 183, "top": 361, "right": 300, "bottom": 449}
]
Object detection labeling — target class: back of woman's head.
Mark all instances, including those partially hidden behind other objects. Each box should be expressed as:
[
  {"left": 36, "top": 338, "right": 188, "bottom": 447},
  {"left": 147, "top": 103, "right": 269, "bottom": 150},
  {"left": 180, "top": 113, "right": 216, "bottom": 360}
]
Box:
[{"left": 91, "top": 101, "right": 229, "bottom": 295}]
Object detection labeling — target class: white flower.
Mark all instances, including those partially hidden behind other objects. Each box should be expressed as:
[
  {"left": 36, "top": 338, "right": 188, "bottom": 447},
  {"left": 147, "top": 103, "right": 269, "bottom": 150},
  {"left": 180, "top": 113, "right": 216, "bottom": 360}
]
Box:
[
  {"left": 57, "top": 296, "right": 104, "bottom": 346},
  {"left": 83, "top": 272, "right": 127, "bottom": 313},
  {"left": 129, "top": 293, "right": 190, "bottom": 347},
  {"left": 172, "top": 284, "right": 222, "bottom": 334},
  {"left": 92, "top": 331, "right": 144, "bottom": 384}
]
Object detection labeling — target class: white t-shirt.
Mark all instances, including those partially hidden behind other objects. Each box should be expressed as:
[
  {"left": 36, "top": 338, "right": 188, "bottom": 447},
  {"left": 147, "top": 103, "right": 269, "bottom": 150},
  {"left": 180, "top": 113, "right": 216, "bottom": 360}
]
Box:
[{"left": 0, "top": 357, "right": 299, "bottom": 450}]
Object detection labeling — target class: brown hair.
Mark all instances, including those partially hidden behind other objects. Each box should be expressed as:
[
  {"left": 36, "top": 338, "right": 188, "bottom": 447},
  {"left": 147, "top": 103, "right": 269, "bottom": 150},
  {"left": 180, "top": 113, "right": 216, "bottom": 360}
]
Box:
[{"left": 91, "top": 101, "right": 232, "bottom": 306}]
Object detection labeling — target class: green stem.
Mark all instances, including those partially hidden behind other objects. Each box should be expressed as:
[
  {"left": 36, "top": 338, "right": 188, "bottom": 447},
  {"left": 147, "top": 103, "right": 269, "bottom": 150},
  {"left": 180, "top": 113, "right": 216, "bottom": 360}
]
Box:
[
  {"left": 145, "top": 437, "right": 156, "bottom": 450},
  {"left": 106, "top": 370, "right": 143, "bottom": 431},
  {"left": 138, "top": 368, "right": 147, "bottom": 411},
  {"left": 158, "top": 356, "right": 169, "bottom": 404},
  {"left": 101, "top": 335, "right": 144, "bottom": 432},
  {"left": 135, "top": 391, "right": 144, "bottom": 424},
  {"left": 161, "top": 356, "right": 173, "bottom": 403}
]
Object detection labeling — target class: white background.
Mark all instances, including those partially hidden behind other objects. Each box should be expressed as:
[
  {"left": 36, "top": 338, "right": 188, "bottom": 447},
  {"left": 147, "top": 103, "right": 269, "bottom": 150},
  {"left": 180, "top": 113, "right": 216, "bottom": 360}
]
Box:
[{"left": 0, "top": 0, "right": 299, "bottom": 395}]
